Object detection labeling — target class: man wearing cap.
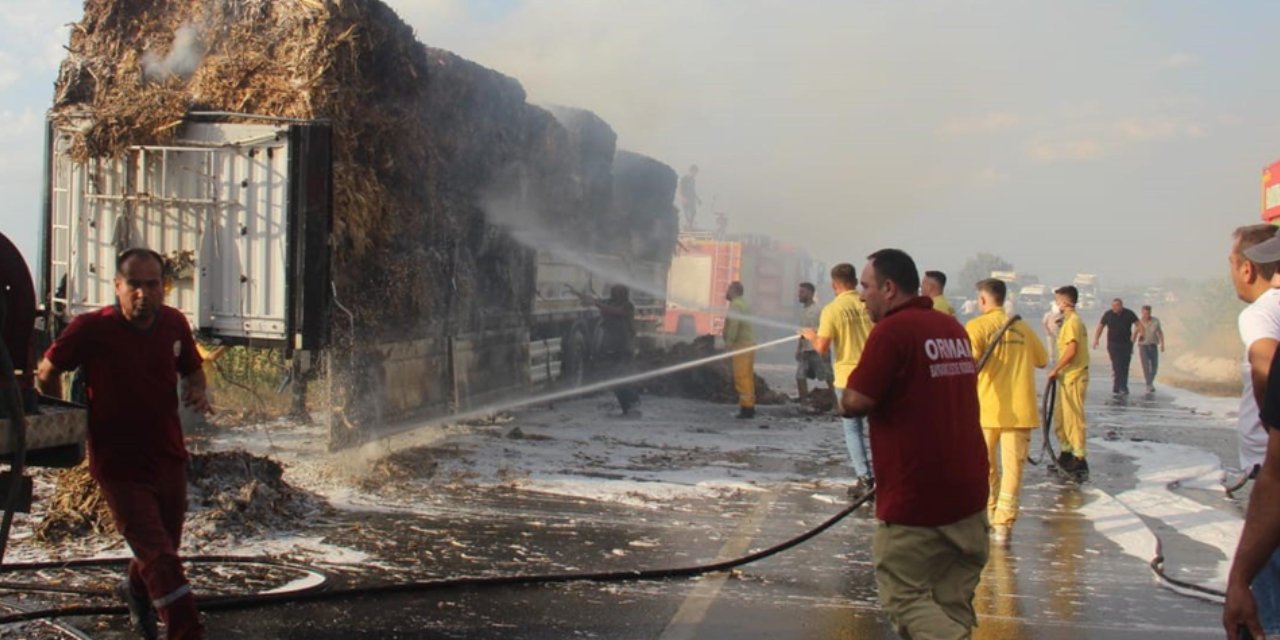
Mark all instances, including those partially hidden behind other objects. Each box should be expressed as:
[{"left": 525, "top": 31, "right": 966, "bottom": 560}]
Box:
[
  {"left": 1225, "top": 224, "right": 1280, "bottom": 638},
  {"left": 1233, "top": 225, "right": 1280, "bottom": 485}
]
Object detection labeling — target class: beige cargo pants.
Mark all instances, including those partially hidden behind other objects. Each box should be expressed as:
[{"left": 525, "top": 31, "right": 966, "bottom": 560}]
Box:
[{"left": 872, "top": 509, "right": 990, "bottom": 640}]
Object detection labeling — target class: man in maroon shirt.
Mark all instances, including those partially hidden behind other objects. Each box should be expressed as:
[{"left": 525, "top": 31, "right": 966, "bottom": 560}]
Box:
[
  {"left": 36, "top": 248, "right": 209, "bottom": 640},
  {"left": 840, "top": 248, "right": 990, "bottom": 639}
]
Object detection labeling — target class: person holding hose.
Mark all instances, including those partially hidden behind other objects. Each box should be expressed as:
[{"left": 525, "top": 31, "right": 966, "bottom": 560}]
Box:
[
  {"left": 723, "top": 281, "right": 756, "bottom": 419},
  {"left": 840, "top": 248, "right": 988, "bottom": 639},
  {"left": 965, "top": 278, "right": 1048, "bottom": 543},
  {"left": 800, "top": 263, "right": 875, "bottom": 499},
  {"left": 36, "top": 248, "right": 209, "bottom": 639},
  {"left": 1047, "top": 285, "right": 1090, "bottom": 481}
]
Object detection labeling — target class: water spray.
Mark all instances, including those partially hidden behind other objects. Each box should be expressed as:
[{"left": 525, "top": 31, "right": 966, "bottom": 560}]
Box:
[{"left": 367, "top": 335, "right": 799, "bottom": 447}]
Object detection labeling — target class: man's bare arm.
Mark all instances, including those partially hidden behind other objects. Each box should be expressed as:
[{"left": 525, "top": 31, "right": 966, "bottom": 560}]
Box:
[
  {"left": 840, "top": 387, "right": 875, "bottom": 417},
  {"left": 1249, "top": 338, "right": 1278, "bottom": 414},
  {"left": 798, "top": 329, "right": 831, "bottom": 356},
  {"left": 182, "top": 368, "right": 212, "bottom": 414},
  {"left": 34, "top": 358, "right": 63, "bottom": 399}
]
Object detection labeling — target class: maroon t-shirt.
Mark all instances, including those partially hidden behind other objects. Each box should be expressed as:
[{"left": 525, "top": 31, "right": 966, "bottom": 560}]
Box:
[
  {"left": 846, "top": 296, "right": 988, "bottom": 526},
  {"left": 45, "top": 305, "right": 202, "bottom": 482}
]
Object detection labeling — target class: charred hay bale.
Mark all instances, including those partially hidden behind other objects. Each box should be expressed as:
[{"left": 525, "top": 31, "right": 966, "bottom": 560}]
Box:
[
  {"left": 638, "top": 338, "right": 785, "bottom": 405},
  {"left": 34, "top": 452, "right": 327, "bottom": 546},
  {"left": 614, "top": 150, "right": 679, "bottom": 264}
]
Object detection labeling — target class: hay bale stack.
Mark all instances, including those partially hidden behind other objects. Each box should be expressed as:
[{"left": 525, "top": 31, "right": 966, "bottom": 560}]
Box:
[
  {"left": 51, "top": 0, "right": 601, "bottom": 337},
  {"left": 613, "top": 150, "right": 679, "bottom": 264},
  {"left": 546, "top": 106, "right": 619, "bottom": 254}
]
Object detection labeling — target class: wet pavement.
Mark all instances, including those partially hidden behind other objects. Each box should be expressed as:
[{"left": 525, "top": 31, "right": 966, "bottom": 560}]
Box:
[{"left": 5, "top": 362, "right": 1241, "bottom": 639}]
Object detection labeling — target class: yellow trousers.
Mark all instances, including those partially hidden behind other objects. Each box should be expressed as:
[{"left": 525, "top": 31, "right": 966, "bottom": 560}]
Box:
[
  {"left": 731, "top": 350, "right": 756, "bottom": 409},
  {"left": 1053, "top": 371, "right": 1089, "bottom": 458},
  {"left": 983, "top": 428, "right": 1031, "bottom": 527}
]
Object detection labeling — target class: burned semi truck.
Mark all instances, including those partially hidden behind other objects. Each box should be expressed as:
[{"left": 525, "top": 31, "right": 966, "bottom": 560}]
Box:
[{"left": 40, "top": 0, "right": 677, "bottom": 444}]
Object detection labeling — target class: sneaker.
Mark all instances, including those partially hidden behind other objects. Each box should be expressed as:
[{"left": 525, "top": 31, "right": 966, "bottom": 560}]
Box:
[
  {"left": 847, "top": 475, "right": 875, "bottom": 501},
  {"left": 117, "top": 582, "right": 158, "bottom": 640},
  {"left": 991, "top": 524, "right": 1011, "bottom": 543},
  {"left": 735, "top": 407, "right": 756, "bottom": 419}
]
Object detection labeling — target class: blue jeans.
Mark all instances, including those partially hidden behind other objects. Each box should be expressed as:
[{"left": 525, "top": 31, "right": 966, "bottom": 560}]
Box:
[
  {"left": 1138, "top": 344, "right": 1159, "bottom": 388},
  {"left": 1254, "top": 547, "right": 1280, "bottom": 634},
  {"left": 836, "top": 387, "right": 872, "bottom": 477}
]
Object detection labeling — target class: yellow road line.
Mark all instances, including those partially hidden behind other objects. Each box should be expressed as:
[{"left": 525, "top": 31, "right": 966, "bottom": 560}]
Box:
[{"left": 657, "top": 490, "right": 780, "bottom": 640}]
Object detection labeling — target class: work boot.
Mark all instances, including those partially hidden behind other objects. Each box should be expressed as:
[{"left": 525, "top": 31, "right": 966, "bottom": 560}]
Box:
[
  {"left": 1056, "top": 451, "right": 1075, "bottom": 470},
  {"left": 117, "top": 582, "right": 158, "bottom": 640},
  {"left": 1073, "top": 458, "right": 1090, "bottom": 482},
  {"left": 735, "top": 407, "right": 755, "bottom": 419}
]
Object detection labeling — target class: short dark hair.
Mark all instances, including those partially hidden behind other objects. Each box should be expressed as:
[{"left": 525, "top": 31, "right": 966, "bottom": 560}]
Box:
[
  {"left": 867, "top": 249, "right": 920, "bottom": 295},
  {"left": 799, "top": 282, "right": 815, "bottom": 293},
  {"left": 1055, "top": 285, "right": 1079, "bottom": 304},
  {"left": 924, "top": 270, "right": 947, "bottom": 289},
  {"left": 116, "top": 247, "right": 165, "bottom": 275},
  {"left": 1141, "top": 304, "right": 1152, "bottom": 312},
  {"left": 728, "top": 281, "right": 744, "bottom": 296},
  {"left": 830, "top": 263, "right": 857, "bottom": 287},
  {"left": 976, "top": 278, "right": 1006, "bottom": 305}
]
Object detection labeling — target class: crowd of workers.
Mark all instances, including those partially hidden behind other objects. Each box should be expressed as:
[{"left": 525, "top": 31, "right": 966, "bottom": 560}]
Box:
[{"left": 31, "top": 229, "right": 1280, "bottom": 640}]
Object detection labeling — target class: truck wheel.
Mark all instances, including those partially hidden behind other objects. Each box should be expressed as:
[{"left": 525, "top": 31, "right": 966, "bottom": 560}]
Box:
[{"left": 561, "top": 328, "right": 588, "bottom": 388}]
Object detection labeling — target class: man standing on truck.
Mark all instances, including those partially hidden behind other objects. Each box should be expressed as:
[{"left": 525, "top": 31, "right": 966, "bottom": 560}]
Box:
[
  {"left": 800, "top": 263, "right": 875, "bottom": 498},
  {"left": 1048, "top": 285, "right": 1090, "bottom": 481},
  {"left": 1133, "top": 304, "right": 1165, "bottom": 393},
  {"left": 840, "top": 248, "right": 988, "bottom": 639},
  {"left": 585, "top": 284, "right": 640, "bottom": 416},
  {"left": 922, "top": 270, "right": 955, "bottom": 316},
  {"left": 36, "top": 248, "right": 209, "bottom": 640},
  {"left": 679, "top": 165, "right": 702, "bottom": 230},
  {"left": 966, "top": 278, "right": 1048, "bottom": 542},
  {"left": 795, "top": 282, "right": 833, "bottom": 404},
  {"left": 723, "top": 281, "right": 756, "bottom": 419},
  {"left": 1092, "top": 298, "right": 1139, "bottom": 395}
]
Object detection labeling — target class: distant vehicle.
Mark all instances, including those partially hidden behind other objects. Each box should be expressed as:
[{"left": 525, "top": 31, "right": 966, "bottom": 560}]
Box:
[
  {"left": 1073, "top": 273, "right": 1099, "bottom": 310},
  {"left": 1018, "top": 284, "right": 1050, "bottom": 314}
]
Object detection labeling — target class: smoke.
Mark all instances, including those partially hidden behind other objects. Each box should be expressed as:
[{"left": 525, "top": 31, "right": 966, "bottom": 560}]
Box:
[
  {"left": 390, "top": 0, "right": 1262, "bottom": 287},
  {"left": 142, "top": 23, "right": 204, "bottom": 82}
]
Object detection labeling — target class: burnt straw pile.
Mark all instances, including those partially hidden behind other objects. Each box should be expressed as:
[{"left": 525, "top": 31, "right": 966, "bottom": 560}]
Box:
[
  {"left": 638, "top": 336, "right": 787, "bottom": 405},
  {"left": 35, "top": 451, "right": 327, "bottom": 545}
]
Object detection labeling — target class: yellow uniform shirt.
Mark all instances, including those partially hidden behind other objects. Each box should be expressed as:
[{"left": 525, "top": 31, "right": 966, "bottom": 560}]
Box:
[
  {"left": 931, "top": 295, "right": 955, "bottom": 316},
  {"left": 723, "top": 297, "right": 756, "bottom": 348},
  {"left": 1057, "top": 310, "right": 1089, "bottom": 376},
  {"left": 966, "top": 309, "right": 1048, "bottom": 429},
  {"left": 817, "top": 291, "right": 873, "bottom": 387}
]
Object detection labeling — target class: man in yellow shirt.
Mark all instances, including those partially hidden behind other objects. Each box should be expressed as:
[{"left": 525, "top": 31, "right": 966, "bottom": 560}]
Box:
[
  {"left": 722, "top": 281, "right": 756, "bottom": 419},
  {"left": 800, "top": 263, "right": 875, "bottom": 497},
  {"left": 966, "top": 278, "right": 1048, "bottom": 542},
  {"left": 1047, "top": 284, "right": 1091, "bottom": 481},
  {"left": 923, "top": 270, "right": 955, "bottom": 316}
]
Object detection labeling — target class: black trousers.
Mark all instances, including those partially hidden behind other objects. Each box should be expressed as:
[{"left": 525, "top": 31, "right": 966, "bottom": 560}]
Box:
[{"left": 1108, "top": 343, "right": 1133, "bottom": 394}]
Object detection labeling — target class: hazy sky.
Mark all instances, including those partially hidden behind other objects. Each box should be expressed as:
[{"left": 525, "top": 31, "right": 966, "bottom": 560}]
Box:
[{"left": 3, "top": 1, "right": 1278, "bottom": 290}]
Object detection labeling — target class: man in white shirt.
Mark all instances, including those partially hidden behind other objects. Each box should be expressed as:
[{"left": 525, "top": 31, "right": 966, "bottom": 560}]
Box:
[
  {"left": 1234, "top": 225, "right": 1280, "bottom": 474},
  {"left": 1226, "top": 225, "right": 1280, "bottom": 637}
]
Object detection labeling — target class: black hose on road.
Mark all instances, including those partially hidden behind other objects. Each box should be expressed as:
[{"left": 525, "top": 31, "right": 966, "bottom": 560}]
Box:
[{"left": 0, "top": 491, "right": 874, "bottom": 624}]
